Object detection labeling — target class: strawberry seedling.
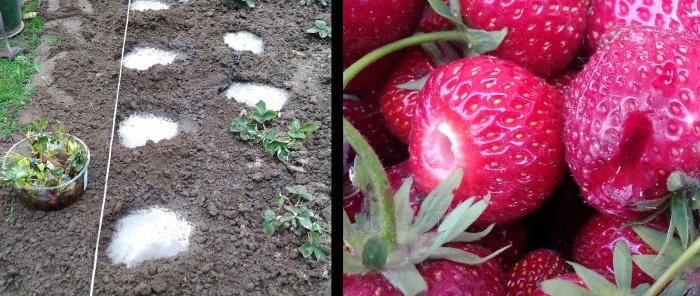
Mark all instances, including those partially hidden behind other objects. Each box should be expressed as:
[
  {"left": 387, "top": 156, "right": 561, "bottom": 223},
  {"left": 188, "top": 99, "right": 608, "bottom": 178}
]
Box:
[
  {"left": 230, "top": 100, "right": 317, "bottom": 163},
  {"left": 306, "top": 20, "right": 331, "bottom": 38},
  {"left": 262, "top": 186, "right": 328, "bottom": 261},
  {"left": 301, "top": 0, "right": 328, "bottom": 6}
]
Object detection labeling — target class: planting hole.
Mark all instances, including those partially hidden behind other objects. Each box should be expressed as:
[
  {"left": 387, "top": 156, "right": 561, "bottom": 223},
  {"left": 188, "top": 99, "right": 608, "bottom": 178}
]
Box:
[
  {"left": 107, "top": 207, "right": 194, "bottom": 268},
  {"left": 130, "top": 0, "right": 170, "bottom": 11},
  {"left": 425, "top": 123, "right": 456, "bottom": 172},
  {"left": 122, "top": 47, "right": 177, "bottom": 71},
  {"left": 224, "top": 31, "right": 265, "bottom": 54},
  {"left": 119, "top": 114, "right": 178, "bottom": 148},
  {"left": 225, "top": 82, "right": 289, "bottom": 111}
]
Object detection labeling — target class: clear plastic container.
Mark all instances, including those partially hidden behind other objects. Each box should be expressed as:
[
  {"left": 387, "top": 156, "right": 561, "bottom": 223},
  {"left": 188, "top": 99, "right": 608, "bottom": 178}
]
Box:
[{"left": 2, "top": 134, "right": 90, "bottom": 211}]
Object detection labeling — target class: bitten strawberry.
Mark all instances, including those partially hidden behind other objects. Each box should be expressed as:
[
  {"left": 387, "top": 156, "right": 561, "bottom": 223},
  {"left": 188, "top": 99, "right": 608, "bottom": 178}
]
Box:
[
  {"left": 564, "top": 25, "right": 700, "bottom": 219},
  {"left": 572, "top": 213, "right": 668, "bottom": 287},
  {"left": 379, "top": 48, "right": 439, "bottom": 142},
  {"left": 505, "top": 249, "right": 569, "bottom": 296},
  {"left": 586, "top": 0, "right": 700, "bottom": 52},
  {"left": 460, "top": 0, "right": 589, "bottom": 77},
  {"left": 408, "top": 56, "right": 565, "bottom": 224}
]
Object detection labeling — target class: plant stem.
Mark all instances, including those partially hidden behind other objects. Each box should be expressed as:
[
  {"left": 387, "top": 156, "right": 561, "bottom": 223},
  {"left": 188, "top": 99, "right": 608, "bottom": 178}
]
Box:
[
  {"left": 343, "top": 30, "right": 465, "bottom": 89},
  {"left": 644, "top": 236, "right": 700, "bottom": 296},
  {"left": 342, "top": 118, "right": 396, "bottom": 247}
]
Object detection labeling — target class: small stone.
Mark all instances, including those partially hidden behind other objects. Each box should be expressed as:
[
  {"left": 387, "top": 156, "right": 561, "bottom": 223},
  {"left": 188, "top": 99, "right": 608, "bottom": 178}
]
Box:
[
  {"left": 207, "top": 203, "right": 219, "bottom": 216},
  {"left": 250, "top": 172, "right": 263, "bottom": 181},
  {"left": 150, "top": 279, "right": 167, "bottom": 294},
  {"left": 135, "top": 282, "right": 151, "bottom": 295}
]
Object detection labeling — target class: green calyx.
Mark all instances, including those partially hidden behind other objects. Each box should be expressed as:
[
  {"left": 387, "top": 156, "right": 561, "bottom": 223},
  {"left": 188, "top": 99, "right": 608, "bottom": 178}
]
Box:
[{"left": 344, "top": 117, "right": 507, "bottom": 296}]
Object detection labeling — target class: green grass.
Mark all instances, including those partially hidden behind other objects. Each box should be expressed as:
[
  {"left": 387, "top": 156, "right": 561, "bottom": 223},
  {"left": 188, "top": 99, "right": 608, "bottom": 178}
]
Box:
[{"left": 0, "top": 2, "right": 45, "bottom": 137}]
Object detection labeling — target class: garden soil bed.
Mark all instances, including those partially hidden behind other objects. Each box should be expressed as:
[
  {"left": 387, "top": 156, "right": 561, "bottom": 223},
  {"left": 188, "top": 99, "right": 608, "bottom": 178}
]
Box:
[{"left": 0, "top": 0, "right": 331, "bottom": 295}]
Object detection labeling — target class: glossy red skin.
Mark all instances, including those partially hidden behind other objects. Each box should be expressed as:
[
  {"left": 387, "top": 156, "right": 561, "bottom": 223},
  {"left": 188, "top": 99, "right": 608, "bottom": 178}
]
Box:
[
  {"left": 505, "top": 249, "right": 569, "bottom": 296},
  {"left": 564, "top": 25, "right": 700, "bottom": 219},
  {"left": 473, "top": 222, "right": 529, "bottom": 268},
  {"left": 380, "top": 48, "right": 439, "bottom": 142},
  {"left": 548, "top": 70, "right": 579, "bottom": 97},
  {"left": 532, "top": 271, "right": 615, "bottom": 295},
  {"left": 408, "top": 56, "right": 566, "bottom": 224},
  {"left": 343, "top": 189, "right": 364, "bottom": 223},
  {"left": 416, "top": 0, "right": 455, "bottom": 33},
  {"left": 344, "top": 91, "right": 409, "bottom": 167},
  {"left": 343, "top": 0, "right": 424, "bottom": 94},
  {"left": 386, "top": 161, "right": 425, "bottom": 213},
  {"left": 586, "top": 0, "right": 700, "bottom": 52},
  {"left": 460, "top": 0, "right": 589, "bottom": 78},
  {"left": 343, "top": 243, "right": 504, "bottom": 296},
  {"left": 573, "top": 213, "right": 668, "bottom": 287}
]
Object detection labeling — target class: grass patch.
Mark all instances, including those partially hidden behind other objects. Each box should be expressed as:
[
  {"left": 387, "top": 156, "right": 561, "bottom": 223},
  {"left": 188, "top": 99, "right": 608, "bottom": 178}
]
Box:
[{"left": 0, "top": 1, "right": 45, "bottom": 137}]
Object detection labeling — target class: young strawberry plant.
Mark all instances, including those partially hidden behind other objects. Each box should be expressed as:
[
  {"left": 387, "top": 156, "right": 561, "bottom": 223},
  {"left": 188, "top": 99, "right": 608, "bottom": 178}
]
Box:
[
  {"left": 262, "top": 185, "right": 328, "bottom": 261},
  {"left": 0, "top": 118, "right": 89, "bottom": 210},
  {"left": 230, "top": 100, "right": 317, "bottom": 163},
  {"left": 306, "top": 20, "right": 331, "bottom": 38}
]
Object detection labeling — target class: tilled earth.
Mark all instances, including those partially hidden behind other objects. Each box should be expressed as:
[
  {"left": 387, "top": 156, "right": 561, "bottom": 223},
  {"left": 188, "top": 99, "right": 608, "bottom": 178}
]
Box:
[{"left": 0, "top": 0, "right": 331, "bottom": 295}]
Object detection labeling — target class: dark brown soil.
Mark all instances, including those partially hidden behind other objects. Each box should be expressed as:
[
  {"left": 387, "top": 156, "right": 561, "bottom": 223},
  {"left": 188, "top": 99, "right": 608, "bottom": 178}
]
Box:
[{"left": 0, "top": 0, "right": 331, "bottom": 295}]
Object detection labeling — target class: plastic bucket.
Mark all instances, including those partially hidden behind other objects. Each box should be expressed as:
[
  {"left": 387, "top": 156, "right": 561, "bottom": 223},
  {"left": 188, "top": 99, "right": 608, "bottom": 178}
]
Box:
[
  {"left": 2, "top": 134, "right": 91, "bottom": 211},
  {"left": 0, "top": 0, "right": 24, "bottom": 38}
]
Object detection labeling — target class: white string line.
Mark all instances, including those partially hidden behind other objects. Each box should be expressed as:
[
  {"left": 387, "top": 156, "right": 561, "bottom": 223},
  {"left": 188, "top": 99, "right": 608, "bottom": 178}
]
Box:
[{"left": 89, "top": 0, "right": 132, "bottom": 294}]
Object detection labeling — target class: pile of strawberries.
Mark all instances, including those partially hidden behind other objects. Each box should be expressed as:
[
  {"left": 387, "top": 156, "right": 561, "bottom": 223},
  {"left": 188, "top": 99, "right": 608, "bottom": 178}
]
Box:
[{"left": 342, "top": 0, "right": 700, "bottom": 295}]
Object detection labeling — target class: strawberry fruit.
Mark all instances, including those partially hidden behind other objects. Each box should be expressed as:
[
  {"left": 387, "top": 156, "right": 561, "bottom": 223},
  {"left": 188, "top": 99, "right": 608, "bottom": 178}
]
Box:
[{"left": 505, "top": 249, "right": 569, "bottom": 296}]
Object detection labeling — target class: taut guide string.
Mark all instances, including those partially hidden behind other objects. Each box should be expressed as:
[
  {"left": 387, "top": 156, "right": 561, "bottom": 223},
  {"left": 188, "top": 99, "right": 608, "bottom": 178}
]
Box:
[{"left": 89, "top": 0, "right": 132, "bottom": 294}]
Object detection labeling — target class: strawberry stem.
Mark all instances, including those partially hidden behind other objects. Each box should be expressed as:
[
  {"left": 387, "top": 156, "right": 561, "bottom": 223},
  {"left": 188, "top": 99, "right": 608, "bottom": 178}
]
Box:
[
  {"left": 342, "top": 118, "right": 396, "bottom": 247},
  {"left": 644, "top": 236, "right": 700, "bottom": 296},
  {"left": 343, "top": 30, "right": 465, "bottom": 89}
]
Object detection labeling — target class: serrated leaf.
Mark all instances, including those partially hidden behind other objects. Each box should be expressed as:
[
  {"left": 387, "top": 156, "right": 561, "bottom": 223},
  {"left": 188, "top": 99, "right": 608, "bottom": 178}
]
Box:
[
  {"left": 307, "top": 28, "right": 320, "bottom": 34},
  {"left": 632, "top": 283, "right": 650, "bottom": 296},
  {"left": 396, "top": 75, "right": 429, "bottom": 91},
  {"left": 540, "top": 279, "right": 596, "bottom": 296},
  {"left": 299, "top": 243, "right": 314, "bottom": 258},
  {"left": 569, "top": 261, "right": 618, "bottom": 295},
  {"left": 313, "top": 246, "right": 327, "bottom": 261},
  {"left": 451, "top": 223, "right": 494, "bottom": 243},
  {"left": 309, "top": 231, "right": 320, "bottom": 245},
  {"left": 286, "top": 185, "right": 314, "bottom": 201},
  {"left": 633, "top": 226, "right": 683, "bottom": 258},
  {"left": 411, "top": 168, "right": 463, "bottom": 235},
  {"left": 426, "top": 245, "right": 509, "bottom": 265},
  {"left": 343, "top": 252, "right": 367, "bottom": 274},
  {"left": 255, "top": 100, "right": 267, "bottom": 114},
  {"left": 274, "top": 189, "right": 285, "bottom": 206},
  {"left": 298, "top": 216, "right": 313, "bottom": 230},
  {"left": 671, "top": 192, "right": 693, "bottom": 249},
  {"left": 393, "top": 177, "right": 415, "bottom": 231},
  {"left": 426, "top": 0, "right": 461, "bottom": 25},
  {"left": 434, "top": 195, "right": 488, "bottom": 247},
  {"left": 613, "top": 241, "right": 632, "bottom": 291},
  {"left": 381, "top": 265, "right": 427, "bottom": 296},
  {"left": 659, "top": 277, "right": 685, "bottom": 296},
  {"left": 466, "top": 28, "right": 508, "bottom": 54},
  {"left": 632, "top": 255, "right": 675, "bottom": 280}
]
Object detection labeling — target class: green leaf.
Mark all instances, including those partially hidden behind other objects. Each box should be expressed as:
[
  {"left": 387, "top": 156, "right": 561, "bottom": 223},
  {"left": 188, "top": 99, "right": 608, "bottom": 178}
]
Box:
[
  {"left": 426, "top": 0, "right": 461, "bottom": 25},
  {"left": 632, "top": 283, "right": 650, "bottom": 296},
  {"left": 434, "top": 195, "right": 489, "bottom": 248},
  {"left": 633, "top": 226, "right": 683, "bottom": 258},
  {"left": 274, "top": 189, "right": 285, "bottom": 206},
  {"left": 255, "top": 100, "right": 268, "bottom": 114},
  {"left": 396, "top": 75, "right": 429, "bottom": 91},
  {"left": 381, "top": 265, "right": 427, "bottom": 296},
  {"left": 309, "top": 231, "right": 320, "bottom": 246},
  {"left": 286, "top": 186, "right": 314, "bottom": 201},
  {"left": 451, "top": 223, "right": 494, "bottom": 243},
  {"left": 344, "top": 252, "right": 367, "bottom": 274},
  {"left": 670, "top": 192, "right": 693, "bottom": 249},
  {"left": 540, "top": 279, "right": 595, "bottom": 296},
  {"left": 613, "top": 241, "right": 632, "bottom": 291},
  {"left": 569, "top": 261, "right": 618, "bottom": 295},
  {"left": 307, "top": 28, "right": 320, "bottom": 34},
  {"left": 427, "top": 245, "right": 508, "bottom": 265},
  {"left": 466, "top": 28, "right": 508, "bottom": 54},
  {"left": 659, "top": 277, "right": 685, "bottom": 296},
  {"left": 313, "top": 246, "right": 327, "bottom": 261},
  {"left": 298, "top": 122, "right": 317, "bottom": 133},
  {"left": 276, "top": 146, "right": 290, "bottom": 163},
  {"left": 632, "top": 255, "right": 675, "bottom": 280},
  {"left": 411, "top": 168, "right": 463, "bottom": 235},
  {"left": 393, "top": 177, "right": 415, "bottom": 231},
  {"left": 343, "top": 211, "right": 360, "bottom": 250},
  {"left": 315, "top": 20, "right": 325, "bottom": 28},
  {"left": 299, "top": 243, "right": 314, "bottom": 258},
  {"left": 298, "top": 216, "right": 313, "bottom": 230},
  {"left": 262, "top": 210, "right": 280, "bottom": 235},
  {"left": 279, "top": 212, "right": 295, "bottom": 223}
]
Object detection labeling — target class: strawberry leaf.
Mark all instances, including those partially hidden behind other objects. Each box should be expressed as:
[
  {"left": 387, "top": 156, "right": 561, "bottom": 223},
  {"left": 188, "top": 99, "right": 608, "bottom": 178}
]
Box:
[
  {"left": 381, "top": 265, "right": 427, "bottom": 296},
  {"left": 426, "top": 245, "right": 508, "bottom": 265},
  {"left": 670, "top": 192, "right": 694, "bottom": 250},
  {"left": 660, "top": 277, "right": 686, "bottom": 296},
  {"left": 451, "top": 223, "right": 495, "bottom": 243},
  {"left": 632, "top": 254, "right": 675, "bottom": 280},
  {"left": 393, "top": 177, "right": 415, "bottom": 231},
  {"left": 540, "top": 279, "right": 595, "bottom": 296},
  {"left": 396, "top": 75, "right": 429, "bottom": 91},
  {"left": 633, "top": 226, "right": 683, "bottom": 258},
  {"left": 426, "top": 0, "right": 461, "bottom": 26},
  {"left": 466, "top": 28, "right": 508, "bottom": 54},
  {"left": 410, "top": 168, "right": 463, "bottom": 235},
  {"left": 569, "top": 261, "right": 618, "bottom": 295},
  {"left": 343, "top": 252, "right": 367, "bottom": 274},
  {"left": 433, "top": 195, "right": 489, "bottom": 249},
  {"left": 613, "top": 241, "right": 632, "bottom": 291}
]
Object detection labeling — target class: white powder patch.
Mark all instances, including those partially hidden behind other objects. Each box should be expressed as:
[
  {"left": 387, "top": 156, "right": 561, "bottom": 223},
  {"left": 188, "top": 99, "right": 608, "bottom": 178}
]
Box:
[
  {"left": 118, "top": 114, "right": 179, "bottom": 148},
  {"left": 108, "top": 207, "right": 194, "bottom": 268},
  {"left": 130, "top": 0, "right": 170, "bottom": 11},
  {"left": 122, "top": 47, "right": 177, "bottom": 71},
  {"left": 225, "top": 83, "right": 289, "bottom": 111},
  {"left": 224, "top": 31, "right": 264, "bottom": 54}
]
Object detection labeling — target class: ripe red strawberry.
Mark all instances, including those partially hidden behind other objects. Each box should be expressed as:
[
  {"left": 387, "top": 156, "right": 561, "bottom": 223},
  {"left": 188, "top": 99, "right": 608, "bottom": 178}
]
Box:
[
  {"left": 386, "top": 161, "right": 425, "bottom": 213},
  {"left": 474, "top": 222, "right": 529, "bottom": 268},
  {"left": 586, "top": 0, "right": 700, "bottom": 52},
  {"left": 416, "top": 0, "right": 454, "bottom": 33},
  {"left": 460, "top": 0, "right": 588, "bottom": 77},
  {"left": 408, "top": 56, "right": 565, "bottom": 224},
  {"left": 532, "top": 270, "right": 615, "bottom": 296},
  {"left": 572, "top": 213, "right": 668, "bottom": 287},
  {"left": 343, "top": 0, "right": 425, "bottom": 94},
  {"left": 379, "top": 48, "right": 439, "bottom": 142},
  {"left": 547, "top": 70, "right": 579, "bottom": 97},
  {"left": 343, "top": 92, "right": 408, "bottom": 167},
  {"left": 343, "top": 243, "right": 504, "bottom": 295},
  {"left": 564, "top": 25, "right": 700, "bottom": 219},
  {"left": 505, "top": 249, "right": 570, "bottom": 296}
]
